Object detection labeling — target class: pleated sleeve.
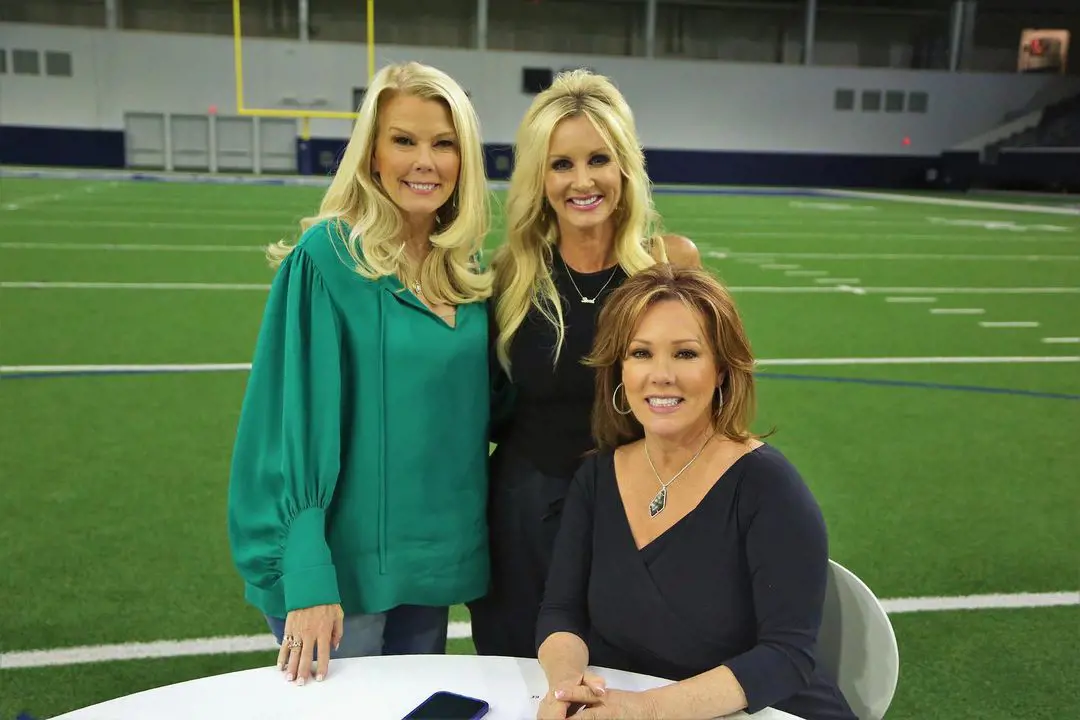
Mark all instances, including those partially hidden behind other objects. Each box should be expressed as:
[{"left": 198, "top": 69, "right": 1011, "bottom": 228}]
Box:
[{"left": 227, "top": 245, "right": 344, "bottom": 614}]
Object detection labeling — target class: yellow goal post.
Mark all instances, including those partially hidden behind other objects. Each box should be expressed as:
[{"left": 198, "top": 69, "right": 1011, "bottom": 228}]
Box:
[{"left": 230, "top": 0, "right": 374, "bottom": 142}]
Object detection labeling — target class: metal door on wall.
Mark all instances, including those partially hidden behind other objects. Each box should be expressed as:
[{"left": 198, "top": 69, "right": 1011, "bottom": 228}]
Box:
[
  {"left": 124, "top": 112, "right": 166, "bottom": 169},
  {"left": 170, "top": 115, "right": 210, "bottom": 171},
  {"left": 216, "top": 117, "right": 255, "bottom": 172},
  {"left": 259, "top": 118, "right": 298, "bottom": 174}
]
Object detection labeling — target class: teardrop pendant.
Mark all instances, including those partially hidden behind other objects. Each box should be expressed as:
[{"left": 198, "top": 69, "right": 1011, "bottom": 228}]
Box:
[{"left": 648, "top": 486, "right": 668, "bottom": 518}]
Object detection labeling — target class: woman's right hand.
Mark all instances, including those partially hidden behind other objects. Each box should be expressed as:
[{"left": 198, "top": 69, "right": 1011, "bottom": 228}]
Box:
[
  {"left": 277, "top": 603, "right": 344, "bottom": 684},
  {"left": 537, "top": 671, "right": 607, "bottom": 719}
]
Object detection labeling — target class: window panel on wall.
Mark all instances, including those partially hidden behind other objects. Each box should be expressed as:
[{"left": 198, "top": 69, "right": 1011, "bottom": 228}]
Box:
[
  {"left": 814, "top": 2, "right": 951, "bottom": 69},
  {"left": 122, "top": 0, "right": 297, "bottom": 38},
  {"left": 45, "top": 50, "right": 73, "bottom": 76},
  {"left": 12, "top": 49, "right": 41, "bottom": 75},
  {"left": 656, "top": 2, "right": 804, "bottom": 63},
  {"left": 310, "top": 0, "right": 474, "bottom": 47},
  {"left": 0, "top": 0, "right": 105, "bottom": 28},
  {"left": 488, "top": 0, "right": 644, "bottom": 57}
]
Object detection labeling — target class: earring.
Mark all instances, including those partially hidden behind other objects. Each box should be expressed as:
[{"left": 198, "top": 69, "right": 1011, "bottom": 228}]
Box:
[
  {"left": 715, "top": 386, "right": 724, "bottom": 416},
  {"left": 612, "top": 383, "right": 633, "bottom": 416}
]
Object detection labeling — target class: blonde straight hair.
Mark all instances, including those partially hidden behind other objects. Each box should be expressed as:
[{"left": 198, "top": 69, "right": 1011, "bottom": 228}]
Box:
[
  {"left": 491, "top": 69, "right": 667, "bottom": 373},
  {"left": 268, "top": 61, "right": 492, "bottom": 305}
]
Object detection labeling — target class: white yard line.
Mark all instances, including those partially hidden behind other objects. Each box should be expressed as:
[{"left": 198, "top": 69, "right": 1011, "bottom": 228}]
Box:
[
  {"left": 979, "top": 321, "right": 1041, "bottom": 328},
  {"left": 1042, "top": 337, "right": 1080, "bottom": 344},
  {"left": 2, "top": 192, "right": 67, "bottom": 211},
  {"left": 2, "top": 592, "right": 1076, "bottom": 669},
  {"left": 760, "top": 264, "right": 801, "bottom": 270},
  {"left": 706, "top": 251, "right": 1079, "bottom": 263},
  {"left": 931, "top": 308, "right": 986, "bottom": 315},
  {"left": 879, "top": 591, "right": 1079, "bottom": 614},
  {"left": 37, "top": 205, "right": 301, "bottom": 217},
  {"left": 0, "top": 242, "right": 264, "bottom": 253},
  {"left": 0, "top": 219, "right": 288, "bottom": 231},
  {"left": 864, "top": 287, "right": 1078, "bottom": 295},
  {"left": 4, "top": 282, "right": 1077, "bottom": 296},
  {"left": 0, "top": 363, "right": 253, "bottom": 375},
  {"left": 5, "top": 355, "right": 1079, "bottom": 377},
  {"left": 1, "top": 183, "right": 106, "bottom": 211},
  {"left": 0, "top": 281, "right": 272, "bottom": 291},
  {"left": 755, "top": 356, "right": 1077, "bottom": 366},
  {"left": 886, "top": 297, "right": 937, "bottom": 303},
  {"left": 692, "top": 231, "right": 1077, "bottom": 243},
  {"left": 824, "top": 189, "right": 1080, "bottom": 216},
  {"left": 785, "top": 270, "right": 829, "bottom": 277},
  {"left": 3, "top": 246, "right": 1075, "bottom": 262}
]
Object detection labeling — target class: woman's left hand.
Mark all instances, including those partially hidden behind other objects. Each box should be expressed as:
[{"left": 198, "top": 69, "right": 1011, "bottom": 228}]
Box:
[{"left": 551, "top": 686, "right": 659, "bottom": 720}]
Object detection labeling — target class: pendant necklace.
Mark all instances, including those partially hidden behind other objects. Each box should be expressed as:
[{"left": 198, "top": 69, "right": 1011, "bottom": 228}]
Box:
[
  {"left": 559, "top": 252, "right": 618, "bottom": 304},
  {"left": 644, "top": 431, "right": 714, "bottom": 518}
]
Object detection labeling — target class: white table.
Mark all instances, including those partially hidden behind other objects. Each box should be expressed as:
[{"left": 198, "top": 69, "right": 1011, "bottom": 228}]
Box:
[{"left": 53, "top": 654, "right": 803, "bottom": 720}]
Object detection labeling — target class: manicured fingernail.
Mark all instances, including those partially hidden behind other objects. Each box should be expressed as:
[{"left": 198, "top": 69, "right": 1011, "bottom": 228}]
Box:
[
  {"left": 316, "top": 674, "right": 325, "bottom": 682},
  {"left": 554, "top": 690, "right": 565, "bottom": 700},
  {"left": 593, "top": 686, "right": 606, "bottom": 695},
  {"left": 297, "top": 676, "right": 305, "bottom": 686},
  {"left": 284, "top": 672, "right": 293, "bottom": 682}
]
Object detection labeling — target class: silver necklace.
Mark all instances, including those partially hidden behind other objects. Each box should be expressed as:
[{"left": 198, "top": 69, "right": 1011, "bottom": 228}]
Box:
[
  {"left": 559, "top": 253, "right": 619, "bottom": 304},
  {"left": 644, "top": 431, "right": 714, "bottom": 518}
]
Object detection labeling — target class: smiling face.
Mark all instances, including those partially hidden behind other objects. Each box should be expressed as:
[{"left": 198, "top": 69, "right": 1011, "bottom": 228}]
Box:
[
  {"left": 371, "top": 93, "right": 461, "bottom": 228},
  {"left": 543, "top": 114, "right": 623, "bottom": 236},
  {"left": 622, "top": 299, "right": 720, "bottom": 441}
]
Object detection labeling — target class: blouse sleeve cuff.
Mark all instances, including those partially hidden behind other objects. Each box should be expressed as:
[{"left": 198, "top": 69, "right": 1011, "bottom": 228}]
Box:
[{"left": 281, "top": 507, "right": 340, "bottom": 611}]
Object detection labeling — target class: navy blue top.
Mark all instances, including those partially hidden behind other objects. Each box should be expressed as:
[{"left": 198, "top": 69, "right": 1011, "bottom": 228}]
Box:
[{"left": 536, "top": 444, "right": 856, "bottom": 720}]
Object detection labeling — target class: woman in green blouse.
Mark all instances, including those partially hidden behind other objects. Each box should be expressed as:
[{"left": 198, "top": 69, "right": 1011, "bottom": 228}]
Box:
[{"left": 227, "top": 61, "right": 494, "bottom": 686}]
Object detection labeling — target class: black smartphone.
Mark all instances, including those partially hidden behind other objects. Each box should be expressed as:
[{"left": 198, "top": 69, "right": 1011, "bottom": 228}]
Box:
[{"left": 401, "top": 690, "right": 490, "bottom": 720}]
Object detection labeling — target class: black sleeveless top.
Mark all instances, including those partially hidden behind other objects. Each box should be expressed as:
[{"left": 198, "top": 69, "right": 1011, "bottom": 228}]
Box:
[{"left": 496, "top": 255, "right": 628, "bottom": 479}]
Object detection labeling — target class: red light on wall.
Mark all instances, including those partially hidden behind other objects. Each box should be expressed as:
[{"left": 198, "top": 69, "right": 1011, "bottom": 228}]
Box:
[
  {"left": 902, "top": 136, "right": 912, "bottom": 146},
  {"left": 208, "top": 104, "right": 218, "bottom": 115}
]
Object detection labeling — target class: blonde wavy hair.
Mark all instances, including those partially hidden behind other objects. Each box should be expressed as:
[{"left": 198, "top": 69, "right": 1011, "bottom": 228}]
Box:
[
  {"left": 268, "top": 61, "right": 492, "bottom": 305},
  {"left": 586, "top": 264, "right": 762, "bottom": 450},
  {"left": 491, "top": 69, "right": 667, "bottom": 373}
]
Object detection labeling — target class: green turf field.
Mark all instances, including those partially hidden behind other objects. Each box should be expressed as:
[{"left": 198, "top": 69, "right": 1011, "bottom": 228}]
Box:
[{"left": 1, "top": 176, "right": 1078, "bottom": 719}]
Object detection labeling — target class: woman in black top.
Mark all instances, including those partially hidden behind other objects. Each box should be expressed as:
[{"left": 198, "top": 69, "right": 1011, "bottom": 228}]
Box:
[
  {"left": 535, "top": 265, "right": 855, "bottom": 720},
  {"left": 469, "top": 69, "right": 699, "bottom": 658}
]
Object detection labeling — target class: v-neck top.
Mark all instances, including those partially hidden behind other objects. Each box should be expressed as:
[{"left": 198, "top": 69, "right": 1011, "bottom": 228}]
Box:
[
  {"left": 228, "top": 218, "right": 492, "bottom": 619},
  {"left": 495, "top": 255, "right": 628, "bottom": 478},
  {"left": 536, "top": 444, "right": 857, "bottom": 720}
]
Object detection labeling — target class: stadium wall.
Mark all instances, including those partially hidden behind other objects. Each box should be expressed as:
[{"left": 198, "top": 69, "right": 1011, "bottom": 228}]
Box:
[{"left": 3, "top": 23, "right": 1079, "bottom": 187}]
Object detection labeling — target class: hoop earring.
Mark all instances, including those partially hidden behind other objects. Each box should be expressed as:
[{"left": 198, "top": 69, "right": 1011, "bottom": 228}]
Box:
[
  {"left": 613, "top": 383, "right": 633, "bottom": 416},
  {"left": 715, "top": 386, "right": 724, "bottom": 416}
]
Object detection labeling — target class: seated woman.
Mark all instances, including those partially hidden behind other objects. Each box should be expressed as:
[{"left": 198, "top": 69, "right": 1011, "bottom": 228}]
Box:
[{"left": 535, "top": 264, "right": 856, "bottom": 720}]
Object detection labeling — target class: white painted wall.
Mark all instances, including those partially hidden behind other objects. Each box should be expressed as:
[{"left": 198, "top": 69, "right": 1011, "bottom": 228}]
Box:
[{"left": 3, "top": 23, "right": 1079, "bottom": 155}]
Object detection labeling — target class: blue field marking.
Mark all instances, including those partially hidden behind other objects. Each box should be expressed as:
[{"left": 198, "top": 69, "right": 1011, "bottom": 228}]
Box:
[
  {"left": 3, "top": 365, "right": 1078, "bottom": 401},
  {"left": 1, "top": 168, "right": 834, "bottom": 198},
  {"left": 757, "top": 372, "right": 1080, "bottom": 401}
]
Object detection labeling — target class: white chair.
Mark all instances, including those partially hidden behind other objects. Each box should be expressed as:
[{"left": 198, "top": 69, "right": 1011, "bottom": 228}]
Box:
[{"left": 817, "top": 559, "right": 900, "bottom": 720}]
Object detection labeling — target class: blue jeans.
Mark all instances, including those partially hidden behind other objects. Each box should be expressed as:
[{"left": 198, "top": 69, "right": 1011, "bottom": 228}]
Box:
[{"left": 266, "top": 604, "right": 449, "bottom": 659}]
